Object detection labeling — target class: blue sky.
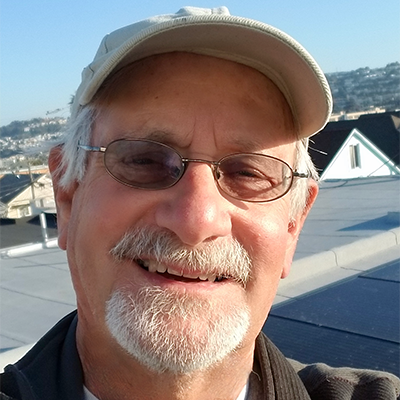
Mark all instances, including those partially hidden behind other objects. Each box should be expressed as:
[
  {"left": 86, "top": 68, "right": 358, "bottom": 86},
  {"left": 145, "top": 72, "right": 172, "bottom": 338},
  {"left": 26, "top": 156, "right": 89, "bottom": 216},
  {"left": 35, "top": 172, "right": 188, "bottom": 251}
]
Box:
[{"left": 1, "top": 0, "right": 399, "bottom": 126}]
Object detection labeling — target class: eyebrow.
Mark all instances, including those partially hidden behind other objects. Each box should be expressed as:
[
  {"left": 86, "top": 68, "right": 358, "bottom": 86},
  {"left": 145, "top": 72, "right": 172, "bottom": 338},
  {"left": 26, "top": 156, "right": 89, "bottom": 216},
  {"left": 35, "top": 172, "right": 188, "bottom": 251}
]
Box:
[
  {"left": 120, "top": 130, "right": 178, "bottom": 143},
  {"left": 229, "top": 137, "right": 268, "bottom": 153},
  {"left": 118, "top": 129, "right": 279, "bottom": 155}
]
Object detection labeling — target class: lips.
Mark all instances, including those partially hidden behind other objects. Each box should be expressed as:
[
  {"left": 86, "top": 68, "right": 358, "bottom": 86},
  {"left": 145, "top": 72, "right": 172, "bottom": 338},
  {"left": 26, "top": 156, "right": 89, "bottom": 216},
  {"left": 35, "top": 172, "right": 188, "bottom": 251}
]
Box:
[{"left": 136, "top": 258, "right": 225, "bottom": 282}]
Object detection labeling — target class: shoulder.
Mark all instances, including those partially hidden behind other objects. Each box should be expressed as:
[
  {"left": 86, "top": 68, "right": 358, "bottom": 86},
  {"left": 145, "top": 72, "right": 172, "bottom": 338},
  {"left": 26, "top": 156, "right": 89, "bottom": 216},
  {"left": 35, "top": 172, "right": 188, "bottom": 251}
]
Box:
[
  {"left": 0, "top": 311, "right": 80, "bottom": 400},
  {"left": 0, "top": 345, "right": 34, "bottom": 373},
  {"left": 289, "top": 358, "right": 400, "bottom": 400}
]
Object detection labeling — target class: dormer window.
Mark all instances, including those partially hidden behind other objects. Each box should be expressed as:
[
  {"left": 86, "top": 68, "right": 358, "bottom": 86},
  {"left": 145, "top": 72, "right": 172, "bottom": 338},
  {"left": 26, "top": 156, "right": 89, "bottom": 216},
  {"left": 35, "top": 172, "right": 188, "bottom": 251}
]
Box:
[{"left": 349, "top": 144, "right": 361, "bottom": 168}]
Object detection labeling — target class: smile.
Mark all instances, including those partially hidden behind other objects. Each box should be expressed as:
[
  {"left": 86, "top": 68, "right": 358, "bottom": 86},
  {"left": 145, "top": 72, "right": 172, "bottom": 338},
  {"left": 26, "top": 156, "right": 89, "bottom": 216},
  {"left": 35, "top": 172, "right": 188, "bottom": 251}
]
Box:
[{"left": 135, "top": 258, "right": 226, "bottom": 282}]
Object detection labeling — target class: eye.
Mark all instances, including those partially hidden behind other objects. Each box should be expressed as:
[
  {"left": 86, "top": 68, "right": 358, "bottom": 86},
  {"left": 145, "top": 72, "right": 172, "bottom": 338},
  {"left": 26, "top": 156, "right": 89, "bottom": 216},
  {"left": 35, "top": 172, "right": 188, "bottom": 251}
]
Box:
[
  {"left": 215, "top": 155, "right": 290, "bottom": 201},
  {"left": 233, "top": 167, "right": 269, "bottom": 180},
  {"left": 105, "top": 143, "right": 184, "bottom": 189},
  {"left": 120, "top": 152, "right": 161, "bottom": 167},
  {"left": 220, "top": 158, "right": 278, "bottom": 187}
]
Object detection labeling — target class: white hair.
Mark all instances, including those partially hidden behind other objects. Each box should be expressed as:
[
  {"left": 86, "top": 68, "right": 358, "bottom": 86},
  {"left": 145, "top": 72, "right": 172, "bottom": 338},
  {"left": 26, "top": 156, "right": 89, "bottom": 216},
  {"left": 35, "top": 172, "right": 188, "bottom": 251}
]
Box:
[
  {"left": 56, "top": 105, "right": 96, "bottom": 189},
  {"left": 290, "top": 138, "right": 319, "bottom": 219},
  {"left": 106, "top": 286, "right": 250, "bottom": 374}
]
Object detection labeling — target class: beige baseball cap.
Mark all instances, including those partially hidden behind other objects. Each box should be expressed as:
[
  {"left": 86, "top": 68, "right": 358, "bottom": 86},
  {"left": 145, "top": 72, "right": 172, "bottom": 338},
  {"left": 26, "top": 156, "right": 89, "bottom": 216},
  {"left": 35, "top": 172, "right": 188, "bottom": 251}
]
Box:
[{"left": 71, "top": 6, "right": 332, "bottom": 138}]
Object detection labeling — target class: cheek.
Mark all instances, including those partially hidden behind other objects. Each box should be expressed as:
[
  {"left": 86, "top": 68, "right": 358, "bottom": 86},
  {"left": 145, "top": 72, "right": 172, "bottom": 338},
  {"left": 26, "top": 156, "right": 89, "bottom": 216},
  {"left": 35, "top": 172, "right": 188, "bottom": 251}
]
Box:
[
  {"left": 68, "top": 171, "right": 174, "bottom": 267},
  {"left": 237, "top": 207, "right": 291, "bottom": 325},
  {"left": 247, "top": 219, "right": 289, "bottom": 296},
  {"left": 72, "top": 175, "right": 156, "bottom": 247},
  {"left": 65, "top": 179, "right": 157, "bottom": 313},
  {"left": 66, "top": 189, "right": 116, "bottom": 314},
  {"left": 239, "top": 205, "right": 290, "bottom": 268}
]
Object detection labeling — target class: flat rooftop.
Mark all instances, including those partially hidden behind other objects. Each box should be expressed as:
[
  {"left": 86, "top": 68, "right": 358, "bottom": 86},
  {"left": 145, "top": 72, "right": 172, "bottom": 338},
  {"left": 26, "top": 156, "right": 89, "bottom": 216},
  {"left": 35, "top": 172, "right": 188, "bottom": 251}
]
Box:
[{"left": 295, "top": 176, "right": 399, "bottom": 260}]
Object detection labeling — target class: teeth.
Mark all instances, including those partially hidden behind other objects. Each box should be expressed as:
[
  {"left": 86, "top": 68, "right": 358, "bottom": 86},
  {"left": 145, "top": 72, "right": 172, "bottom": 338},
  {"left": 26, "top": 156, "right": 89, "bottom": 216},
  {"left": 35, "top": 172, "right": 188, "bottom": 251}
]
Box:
[
  {"left": 157, "top": 264, "right": 167, "bottom": 273},
  {"left": 183, "top": 272, "right": 200, "bottom": 279},
  {"left": 167, "top": 267, "right": 183, "bottom": 277},
  {"left": 138, "top": 259, "right": 223, "bottom": 282},
  {"left": 147, "top": 263, "right": 157, "bottom": 273}
]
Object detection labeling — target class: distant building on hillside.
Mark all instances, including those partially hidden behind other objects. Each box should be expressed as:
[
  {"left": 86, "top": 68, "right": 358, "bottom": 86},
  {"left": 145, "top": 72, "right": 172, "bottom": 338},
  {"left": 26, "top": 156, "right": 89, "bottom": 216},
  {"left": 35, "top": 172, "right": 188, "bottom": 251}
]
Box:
[
  {"left": 329, "top": 107, "right": 387, "bottom": 122},
  {"left": 310, "top": 111, "right": 400, "bottom": 180},
  {"left": 0, "top": 173, "right": 55, "bottom": 219}
]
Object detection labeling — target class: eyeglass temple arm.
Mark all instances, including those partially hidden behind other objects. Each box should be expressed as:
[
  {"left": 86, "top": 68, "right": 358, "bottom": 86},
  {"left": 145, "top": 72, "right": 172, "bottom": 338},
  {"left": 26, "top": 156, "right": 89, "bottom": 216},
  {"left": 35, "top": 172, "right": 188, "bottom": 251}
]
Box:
[
  {"left": 78, "top": 144, "right": 107, "bottom": 153},
  {"left": 293, "top": 171, "right": 310, "bottom": 178}
]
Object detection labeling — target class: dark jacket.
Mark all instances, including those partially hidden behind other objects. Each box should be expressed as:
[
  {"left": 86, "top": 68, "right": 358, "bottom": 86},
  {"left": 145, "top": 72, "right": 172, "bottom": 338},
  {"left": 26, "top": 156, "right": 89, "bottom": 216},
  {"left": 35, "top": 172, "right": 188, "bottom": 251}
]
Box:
[{"left": 1, "top": 311, "right": 399, "bottom": 399}]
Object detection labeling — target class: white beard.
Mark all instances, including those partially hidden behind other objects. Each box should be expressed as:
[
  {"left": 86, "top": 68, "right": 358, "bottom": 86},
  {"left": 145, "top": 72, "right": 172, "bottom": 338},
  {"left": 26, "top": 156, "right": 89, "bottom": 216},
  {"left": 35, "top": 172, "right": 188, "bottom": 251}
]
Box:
[{"left": 105, "top": 286, "right": 250, "bottom": 374}]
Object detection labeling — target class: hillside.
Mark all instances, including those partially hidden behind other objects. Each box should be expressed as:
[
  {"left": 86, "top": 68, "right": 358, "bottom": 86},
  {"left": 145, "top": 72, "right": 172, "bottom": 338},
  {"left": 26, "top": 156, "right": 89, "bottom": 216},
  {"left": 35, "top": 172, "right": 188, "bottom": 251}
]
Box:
[
  {"left": 0, "top": 117, "right": 67, "bottom": 141},
  {"left": 326, "top": 62, "right": 399, "bottom": 113},
  {"left": 0, "top": 117, "right": 66, "bottom": 161}
]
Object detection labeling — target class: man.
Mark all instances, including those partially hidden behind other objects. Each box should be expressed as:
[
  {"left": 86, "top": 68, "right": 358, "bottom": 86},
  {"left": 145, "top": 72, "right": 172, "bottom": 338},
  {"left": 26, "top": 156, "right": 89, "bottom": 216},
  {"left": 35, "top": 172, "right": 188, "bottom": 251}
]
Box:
[{"left": 1, "top": 6, "right": 399, "bottom": 400}]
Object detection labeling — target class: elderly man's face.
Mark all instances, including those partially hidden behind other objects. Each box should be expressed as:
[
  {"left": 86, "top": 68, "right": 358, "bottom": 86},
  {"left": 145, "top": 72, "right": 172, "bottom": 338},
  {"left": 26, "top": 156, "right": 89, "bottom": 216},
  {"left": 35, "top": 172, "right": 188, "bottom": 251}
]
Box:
[{"left": 53, "top": 53, "right": 314, "bottom": 373}]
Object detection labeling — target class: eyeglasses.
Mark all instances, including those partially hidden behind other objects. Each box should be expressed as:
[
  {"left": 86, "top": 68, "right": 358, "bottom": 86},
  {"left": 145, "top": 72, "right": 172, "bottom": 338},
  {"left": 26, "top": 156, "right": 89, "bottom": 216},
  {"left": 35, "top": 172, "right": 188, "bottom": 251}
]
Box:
[{"left": 78, "top": 139, "right": 309, "bottom": 203}]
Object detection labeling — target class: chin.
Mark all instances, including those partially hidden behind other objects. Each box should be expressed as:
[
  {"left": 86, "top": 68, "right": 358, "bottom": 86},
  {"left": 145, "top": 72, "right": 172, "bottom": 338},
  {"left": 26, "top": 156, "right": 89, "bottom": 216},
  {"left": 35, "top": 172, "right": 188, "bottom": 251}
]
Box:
[{"left": 105, "top": 286, "right": 250, "bottom": 374}]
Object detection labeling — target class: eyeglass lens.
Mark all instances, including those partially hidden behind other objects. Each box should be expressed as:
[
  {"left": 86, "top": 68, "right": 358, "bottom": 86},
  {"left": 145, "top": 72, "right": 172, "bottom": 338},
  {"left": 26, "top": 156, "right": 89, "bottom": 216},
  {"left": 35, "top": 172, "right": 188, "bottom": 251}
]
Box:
[
  {"left": 103, "top": 140, "right": 293, "bottom": 202},
  {"left": 105, "top": 140, "right": 183, "bottom": 189}
]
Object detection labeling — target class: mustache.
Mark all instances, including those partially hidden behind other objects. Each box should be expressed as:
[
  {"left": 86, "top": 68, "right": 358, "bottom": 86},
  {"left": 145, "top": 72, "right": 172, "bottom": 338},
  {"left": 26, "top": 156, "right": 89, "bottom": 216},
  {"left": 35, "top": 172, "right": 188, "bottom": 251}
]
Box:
[{"left": 110, "top": 227, "right": 252, "bottom": 285}]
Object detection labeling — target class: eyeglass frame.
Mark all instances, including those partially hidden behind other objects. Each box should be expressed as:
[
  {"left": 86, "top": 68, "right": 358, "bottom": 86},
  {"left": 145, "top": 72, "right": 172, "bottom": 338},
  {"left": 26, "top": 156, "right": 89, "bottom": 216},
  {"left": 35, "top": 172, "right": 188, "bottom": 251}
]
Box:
[{"left": 78, "top": 139, "right": 310, "bottom": 203}]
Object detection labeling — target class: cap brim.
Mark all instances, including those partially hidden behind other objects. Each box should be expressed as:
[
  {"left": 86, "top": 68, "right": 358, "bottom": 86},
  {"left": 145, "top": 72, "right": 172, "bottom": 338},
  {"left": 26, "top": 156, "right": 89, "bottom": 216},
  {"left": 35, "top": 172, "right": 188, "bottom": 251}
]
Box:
[{"left": 76, "top": 15, "right": 332, "bottom": 138}]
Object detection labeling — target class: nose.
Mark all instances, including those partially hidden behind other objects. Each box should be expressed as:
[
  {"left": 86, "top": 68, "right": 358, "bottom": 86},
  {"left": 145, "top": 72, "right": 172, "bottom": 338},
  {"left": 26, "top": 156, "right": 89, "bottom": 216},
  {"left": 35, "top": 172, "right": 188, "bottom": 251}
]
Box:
[{"left": 155, "top": 163, "right": 233, "bottom": 246}]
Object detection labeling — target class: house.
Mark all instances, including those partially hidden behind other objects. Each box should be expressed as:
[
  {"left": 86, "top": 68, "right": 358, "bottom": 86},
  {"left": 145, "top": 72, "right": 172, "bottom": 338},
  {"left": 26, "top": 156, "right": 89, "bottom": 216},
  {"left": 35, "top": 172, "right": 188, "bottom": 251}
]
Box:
[
  {"left": 309, "top": 111, "right": 400, "bottom": 180},
  {"left": 0, "top": 173, "right": 55, "bottom": 219}
]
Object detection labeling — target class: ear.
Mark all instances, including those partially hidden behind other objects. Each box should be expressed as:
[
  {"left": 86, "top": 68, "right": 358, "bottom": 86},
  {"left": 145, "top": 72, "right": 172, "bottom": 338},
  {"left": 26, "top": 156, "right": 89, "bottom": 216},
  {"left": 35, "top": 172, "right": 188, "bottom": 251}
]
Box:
[
  {"left": 281, "top": 180, "right": 318, "bottom": 278},
  {"left": 49, "top": 146, "right": 78, "bottom": 250}
]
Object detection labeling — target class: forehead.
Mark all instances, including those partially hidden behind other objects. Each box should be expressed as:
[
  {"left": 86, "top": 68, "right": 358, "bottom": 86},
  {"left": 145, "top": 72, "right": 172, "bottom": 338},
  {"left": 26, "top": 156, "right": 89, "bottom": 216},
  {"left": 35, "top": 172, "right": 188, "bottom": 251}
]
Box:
[{"left": 92, "top": 52, "right": 297, "bottom": 153}]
